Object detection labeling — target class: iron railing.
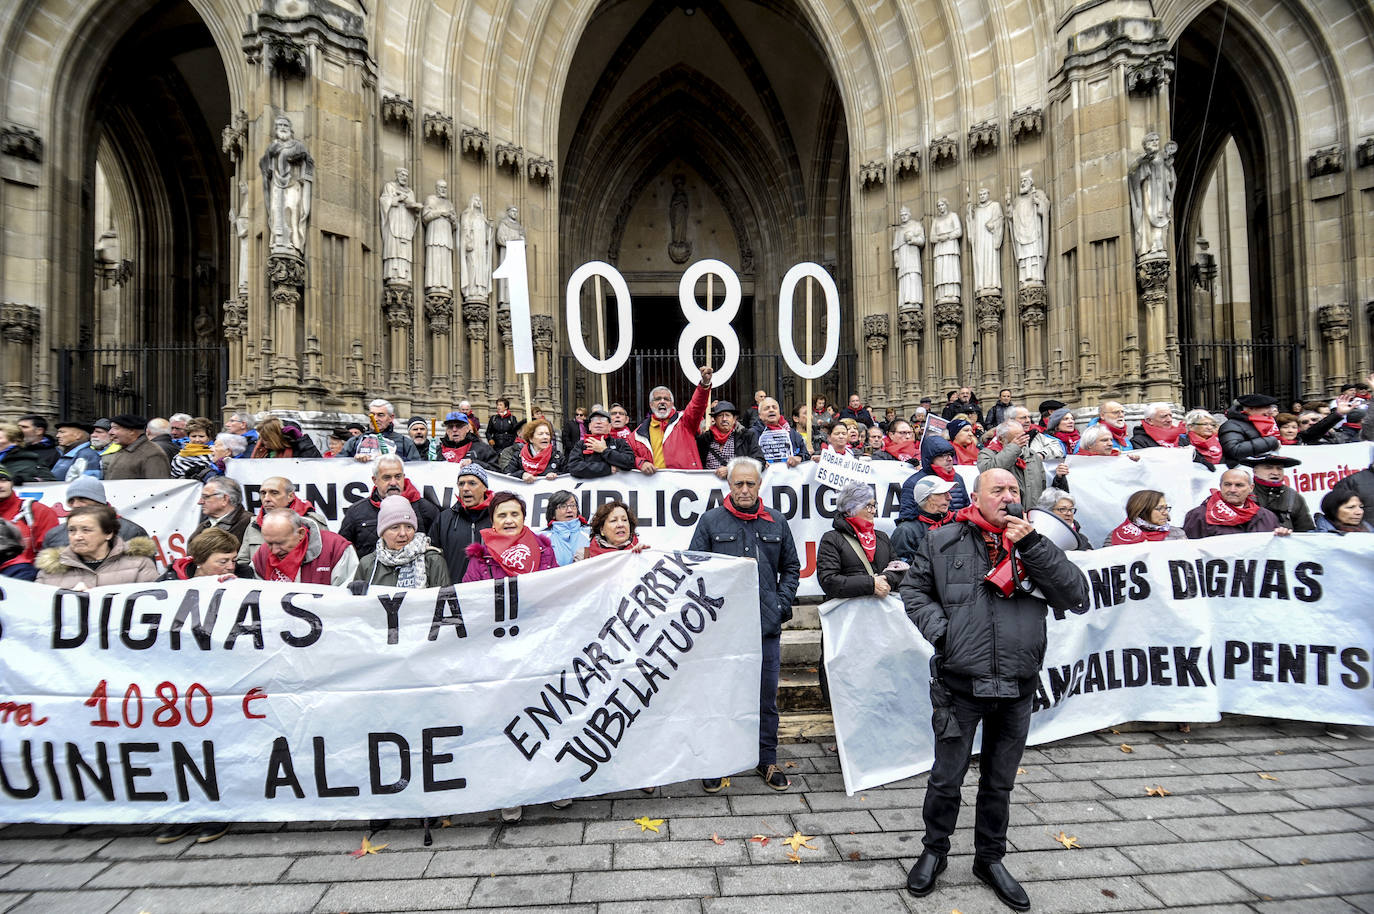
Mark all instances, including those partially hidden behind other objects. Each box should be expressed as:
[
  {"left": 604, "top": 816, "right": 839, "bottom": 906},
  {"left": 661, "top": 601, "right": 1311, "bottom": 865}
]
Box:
[
  {"left": 58, "top": 343, "right": 228, "bottom": 420},
  {"left": 1177, "top": 338, "right": 1303, "bottom": 411}
]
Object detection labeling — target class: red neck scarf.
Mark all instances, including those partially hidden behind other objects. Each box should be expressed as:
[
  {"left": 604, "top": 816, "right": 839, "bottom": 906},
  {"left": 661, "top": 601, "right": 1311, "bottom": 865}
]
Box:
[
  {"left": 371, "top": 479, "right": 423, "bottom": 506},
  {"left": 1104, "top": 422, "right": 1130, "bottom": 447},
  {"left": 480, "top": 526, "right": 541, "bottom": 576},
  {"left": 1247, "top": 414, "right": 1278, "bottom": 438},
  {"left": 1190, "top": 433, "right": 1222, "bottom": 464},
  {"left": 846, "top": 516, "right": 876, "bottom": 560},
  {"left": 1110, "top": 520, "right": 1168, "bottom": 545},
  {"left": 256, "top": 496, "right": 313, "bottom": 526},
  {"left": 1050, "top": 428, "right": 1080, "bottom": 451},
  {"left": 611, "top": 426, "right": 634, "bottom": 440},
  {"left": 952, "top": 439, "right": 981, "bottom": 465},
  {"left": 763, "top": 417, "right": 790, "bottom": 430},
  {"left": 440, "top": 440, "right": 472, "bottom": 463},
  {"left": 723, "top": 496, "right": 773, "bottom": 523},
  {"left": 918, "top": 509, "right": 953, "bottom": 529},
  {"left": 1203, "top": 489, "right": 1261, "bottom": 526},
  {"left": 986, "top": 438, "right": 1026, "bottom": 469},
  {"left": 883, "top": 439, "right": 919, "bottom": 461},
  {"left": 520, "top": 441, "right": 554, "bottom": 475},
  {"left": 461, "top": 490, "right": 494, "bottom": 514},
  {"left": 1278, "top": 433, "right": 1300, "bottom": 445},
  {"left": 1140, "top": 421, "right": 1186, "bottom": 447},
  {"left": 581, "top": 433, "right": 609, "bottom": 454},
  {"left": 1253, "top": 476, "right": 1285, "bottom": 489},
  {"left": 261, "top": 533, "right": 310, "bottom": 582},
  {"left": 954, "top": 503, "right": 1010, "bottom": 565},
  {"left": 589, "top": 533, "right": 639, "bottom": 556},
  {"left": 710, "top": 425, "right": 733, "bottom": 444},
  {"left": 931, "top": 463, "right": 957, "bottom": 482}
]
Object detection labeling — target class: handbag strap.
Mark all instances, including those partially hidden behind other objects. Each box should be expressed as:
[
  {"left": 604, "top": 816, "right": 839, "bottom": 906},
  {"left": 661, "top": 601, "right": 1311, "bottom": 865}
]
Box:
[{"left": 840, "top": 532, "right": 874, "bottom": 575}]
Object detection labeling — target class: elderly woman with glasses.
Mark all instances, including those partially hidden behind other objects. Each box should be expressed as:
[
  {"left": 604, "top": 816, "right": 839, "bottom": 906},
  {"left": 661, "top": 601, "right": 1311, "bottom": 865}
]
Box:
[
  {"left": 1034, "top": 489, "right": 1093, "bottom": 551},
  {"left": 1106, "top": 489, "right": 1186, "bottom": 546}
]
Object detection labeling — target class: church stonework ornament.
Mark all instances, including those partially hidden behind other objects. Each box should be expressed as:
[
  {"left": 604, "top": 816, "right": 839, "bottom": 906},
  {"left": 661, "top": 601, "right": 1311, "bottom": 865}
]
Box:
[
  {"left": 1018, "top": 285, "right": 1047, "bottom": 327},
  {"left": 531, "top": 314, "right": 555, "bottom": 352},
  {"left": 463, "top": 301, "right": 490, "bottom": 341},
  {"left": 934, "top": 301, "right": 962, "bottom": 340},
  {"left": 1318, "top": 303, "right": 1351, "bottom": 342},
  {"left": 892, "top": 206, "right": 924, "bottom": 309},
  {"left": 897, "top": 306, "right": 924, "bottom": 343},
  {"left": 1135, "top": 258, "right": 1170, "bottom": 310},
  {"left": 0, "top": 302, "right": 40, "bottom": 343},
  {"left": 1128, "top": 132, "right": 1176, "bottom": 262},
  {"left": 863, "top": 314, "right": 890, "bottom": 351},
  {"left": 424, "top": 292, "right": 453, "bottom": 335},
  {"left": 379, "top": 167, "right": 422, "bottom": 287},
  {"left": 930, "top": 197, "right": 963, "bottom": 305},
  {"left": 422, "top": 180, "right": 458, "bottom": 294},
  {"left": 667, "top": 175, "right": 692, "bottom": 264},
  {"left": 259, "top": 114, "right": 313, "bottom": 258},
  {"left": 460, "top": 195, "right": 493, "bottom": 304},
  {"left": 383, "top": 286, "right": 413, "bottom": 329}
]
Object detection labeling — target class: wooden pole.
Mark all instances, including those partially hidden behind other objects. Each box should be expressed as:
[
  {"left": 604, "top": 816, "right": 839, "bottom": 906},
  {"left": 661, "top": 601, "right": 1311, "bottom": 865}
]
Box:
[
  {"left": 522, "top": 374, "right": 533, "bottom": 426},
  {"left": 805, "top": 275, "right": 813, "bottom": 442},
  {"left": 705, "top": 273, "right": 714, "bottom": 369},
  {"left": 594, "top": 274, "right": 609, "bottom": 409}
]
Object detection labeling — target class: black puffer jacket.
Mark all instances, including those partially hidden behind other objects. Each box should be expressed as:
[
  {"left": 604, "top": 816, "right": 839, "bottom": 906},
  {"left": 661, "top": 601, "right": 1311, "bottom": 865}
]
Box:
[
  {"left": 566, "top": 437, "right": 636, "bottom": 478},
  {"left": 688, "top": 503, "right": 800, "bottom": 638},
  {"left": 816, "top": 516, "right": 902, "bottom": 597},
  {"left": 1253, "top": 484, "right": 1314, "bottom": 532},
  {"left": 900, "top": 519, "right": 1088, "bottom": 699},
  {"left": 429, "top": 501, "right": 493, "bottom": 582},
  {"left": 1219, "top": 409, "right": 1279, "bottom": 467},
  {"left": 486, "top": 412, "right": 523, "bottom": 452}
]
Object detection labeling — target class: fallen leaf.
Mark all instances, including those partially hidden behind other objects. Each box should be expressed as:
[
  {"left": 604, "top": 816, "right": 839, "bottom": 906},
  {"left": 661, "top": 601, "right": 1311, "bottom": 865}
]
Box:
[
  {"left": 1258, "top": 773, "right": 1278, "bottom": 781},
  {"left": 1017, "top": 767, "right": 1027, "bottom": 775},
  {"left": 785, "top": 849, "right": 802, "bottom": 863},
  {"left": 1110, "top": 728, "right": 1121, "bottom": 734},
  {"left": 750, "top": 834, "right": 770, "bottom": 847},
  {"left": 349, "top": 835, "right": 388, "bottom": 858},
  {"left": 439, "top": 817, "right": 452, "bottom": 828},
  {"left": 710, "top": 833, "right": 726, "bottom": 846},
  {"left": 1102, "top": 889, "right": 1117, "bottom": 898},
  {"left": 633, "top": 816, "right": 665, "bottom": 833},
  {"left": 783, "top": 761, "right": 798, "bottom": 769},
  {"left": 1053, "top": 831, "right": 1081, "bottom": 849},
  {"left": 783, "top": 831, "right": 818, "bottom": 853},
  {"left": 1145, "top": 785, "right": 1171, "bottom": 797},
  {"left": 1119, "top": 744, "right": 1134, "bottom": 753},
  {"left": 847, "top": 851, "right": 862, "bottom": 860},
  {"left": 1299, "top": 858, "right": 1312, "bottom": 865},
  {"left": 1274, "top": 750, "right": 1285, "bottom": 755}
]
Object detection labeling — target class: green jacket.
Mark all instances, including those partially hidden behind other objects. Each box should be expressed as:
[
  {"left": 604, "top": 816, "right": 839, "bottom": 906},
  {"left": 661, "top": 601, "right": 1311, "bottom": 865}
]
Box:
[{"left": 353, "top": 546, "right": 451, "bottom": 590}]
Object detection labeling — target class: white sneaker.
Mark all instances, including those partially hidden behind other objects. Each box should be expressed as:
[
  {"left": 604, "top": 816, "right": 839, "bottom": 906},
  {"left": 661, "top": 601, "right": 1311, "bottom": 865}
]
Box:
[
  {"left": 500, "top": 806, "right": 523, "bottom": 822},
  {"left": 550, "top": 798, "right": 573, "bottom": 809}
]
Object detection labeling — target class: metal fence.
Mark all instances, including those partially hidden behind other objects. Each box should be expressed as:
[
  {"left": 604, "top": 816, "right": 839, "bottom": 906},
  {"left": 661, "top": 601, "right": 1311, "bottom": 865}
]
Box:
[
  {"left": 58, "top": 344, "right": 228, "bottom": 420},
  {"left": 560, "top": 349, "right": 857, "bottom": 418},
  {"left": 1177, "top": 339, "right": 1303, "bottom": 411}
]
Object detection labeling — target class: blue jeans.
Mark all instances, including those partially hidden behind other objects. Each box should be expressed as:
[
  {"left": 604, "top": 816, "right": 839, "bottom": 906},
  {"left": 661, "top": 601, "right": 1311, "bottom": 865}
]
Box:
[
  {"left": 922, "top": 689, "right": 1033, "bottom": 862},
  {"left": 759, "top": 634, "right": 781, "bottom": 766}
]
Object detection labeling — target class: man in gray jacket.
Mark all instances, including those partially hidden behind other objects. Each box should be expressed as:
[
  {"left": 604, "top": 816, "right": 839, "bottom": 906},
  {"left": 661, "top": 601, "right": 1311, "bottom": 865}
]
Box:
[{"left": 900, "top": 468, "right": 1088, "bottom": 911}]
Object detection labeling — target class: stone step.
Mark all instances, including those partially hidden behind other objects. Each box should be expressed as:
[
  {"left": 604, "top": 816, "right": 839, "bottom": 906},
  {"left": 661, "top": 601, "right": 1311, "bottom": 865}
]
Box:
[
  {"left": 780, "top": 628, "right": 821, "bottom": 665},
  {"left": 778, "top": 669, "right": 825, "bottom": 712},
  {"left": 778, "top": 710, "right": 835, "bottom": 742},
  {"left": 782, "top": 602, "right": 820, "bottom": 630}
]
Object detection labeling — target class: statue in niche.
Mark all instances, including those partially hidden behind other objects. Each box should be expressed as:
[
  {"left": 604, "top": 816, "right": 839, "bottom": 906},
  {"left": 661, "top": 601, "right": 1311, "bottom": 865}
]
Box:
[
  {"left": 1007, "top": 171, "right": 1050, "bottom": 286},
  {"left": 231, "top": 180, "right": 250, "bottom": 294},
  {"left": 258, "top": 114, "right": 313, "bottom": 257},
  {"left": 379, "top": 167, "right": 422, "bottom": 285},
  {"left": 668, "top": 174, "right": 691, "bottom": 264},
  {"left": 892, "top": 206, "right": 925, "bottom": 308},
  {"left": 1128, "top": 132, "right": 1176, "bottom": 259},
  {"left": 966, "top": 187, "right": 1004, "bottom": 296},
  {"left": 495, "top": 204, "right": 526, "bottom": 306},
  {"left": 460, "top": 194, "right": 493, "bottom": 303},
  {"left": 930, "top": 197, "right": 963, "bottom": 304},
  {"left": 421, "top": 179, "right": 458, "bottom": 293}
]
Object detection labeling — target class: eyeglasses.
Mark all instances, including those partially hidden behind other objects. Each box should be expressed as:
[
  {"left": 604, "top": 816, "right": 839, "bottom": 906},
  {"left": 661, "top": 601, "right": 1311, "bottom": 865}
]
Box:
[
  {"left": 863, "top": 501, "right": 877, "bottom": 511},
  {"left": 1155, "top": 505, "right": 1172, "bottom": 513},
  {"left": 1052, "top": 506, "right": 1076, "bottom": 516}
]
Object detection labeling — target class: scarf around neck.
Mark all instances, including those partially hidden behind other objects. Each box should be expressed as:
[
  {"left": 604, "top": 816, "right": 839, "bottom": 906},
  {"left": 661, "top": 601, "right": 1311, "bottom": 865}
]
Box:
[
  {"left": 986, "top": 438, "right": 1026, "bottom": 469},
  {"left": 261, "top": 532, "right": 310, "bottom": 582},
  {"left": 845, "top": 516, "right": 876, "bottom": 560},
  {"left": 1203, "top": 489, "right": 1261, "bottom": 526},
  {"left": 952, "top": 439, "right": 981, "bottom": 465},
  {"left": 480, "top": 526, "right": 542, "bottom": 576},
  {"left": 882, "top": 439, "right": 919, "bottom": 461},
  {"left": 930, "top": 463, "right": 957, "bottom": 482},
  {"left": 375, "top": 533, "right": 431, "bottom": 588},
  {"left": 1050, "top": 428, "right": 1081, "bottom": 452},
  {"left": 1140, "top": 421, "right": 1186, "bottom": 447},
  {"left": 1190, "top": 433, "right": 1222, "bottom": 464},
  {"left": 1247, "top": 413, "right": 1278, "bottom": 438},
  {"left": 520, "top": 441, "right": 553, "bottom": 475},
  {"left": 723, "top": 497, "right": 773, "bottom": 523},
  {"left": 256, "top": 495, "right": 313, "bottom": 526},
  {"left": 589, "top": 533, "right": 640, "bottom": 556},
  {"left": 709, "top": 425, "right": 733, "bottom": 444}
]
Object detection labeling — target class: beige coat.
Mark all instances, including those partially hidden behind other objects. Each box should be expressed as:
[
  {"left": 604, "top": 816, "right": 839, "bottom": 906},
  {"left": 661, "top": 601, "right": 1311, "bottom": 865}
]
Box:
[
  {"left": 36, "top": 536, "right": 159, "bottom": 589},
  {"left": 102, "top": 435, "right": 172, "bottom": 480}
]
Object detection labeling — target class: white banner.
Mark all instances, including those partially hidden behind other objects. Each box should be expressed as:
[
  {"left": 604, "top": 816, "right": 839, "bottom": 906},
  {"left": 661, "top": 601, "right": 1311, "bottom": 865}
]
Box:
[
  {"left": 0, "top": 550, "right": 762, "bottom": 824},
  {"left": 15, "top": 479, "right": 206, "bottom": 570},
  {"left": 822, "top": 533, "right": 1374, "bottom": 794}
]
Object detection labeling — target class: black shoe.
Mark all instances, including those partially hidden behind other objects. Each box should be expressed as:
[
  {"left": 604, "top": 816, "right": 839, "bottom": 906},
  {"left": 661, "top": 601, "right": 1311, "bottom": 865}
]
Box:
[
  {"left": 195, "top": 823, "right": 229, "bottom": 844},
  {"left": 905, "top": 850, "right": 947, "bottom": 896},
  {"left": 972, "top": 858, "right": 1031, "bottom": 911},
  {"left": 154, "top": 823, "right": 197, "bottom": 845},
  {"left": 701, "top": 778, "right": 726, "bottom": 793},
  {"left": 756, "top": 764, "right": 790, "bottom": 791}
]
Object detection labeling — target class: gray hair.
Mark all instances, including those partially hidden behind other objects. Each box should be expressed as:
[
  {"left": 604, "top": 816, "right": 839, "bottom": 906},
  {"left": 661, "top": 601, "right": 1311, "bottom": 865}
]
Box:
[
  {"left": 725, "top": 455, "right": 763, "bottom": 483},
  {"left": 146, "top": 418, "right": 171, "bottom": 438},
  {"left": 228, "top": 412, "right": 255, "bottom": 430},
  {"left": 215, "top": 432, "right": 248, "bottom": 456},
  {"left": 1145, "top": 402, "right": 1172, "bottom": 421},
  {"left": 1008, "top": 406, "right": 1031, "bottom": 422},
  {"left": 1183, "top": 408, "right": 1218, "bottom": 427},
  {"left": 1220, "top": 466, "right": 1253, "bottom": 484},
  {"left": 169, "top": 413, "right": 192, "bottom": 425},
  {"left": 649, "top": 385, "right": 674, "bottom": 404},
  {"left": 996, "top": 420, "right": 1023, "bottom": 440},
  {"left": 263, "top": 508, "right": 307, "bottom": 532},
  {"left": 372, "top": 454, "right": 405, "bottom": 478},
  {"left": 204, "top": 476, "right": 243, "bottom": 508},
  {"left": 368, "top": 398, "right": 395, "bottom": 417},
  {"left": 1036, "top": 488, "right": 1074, "bottom": 512},
  {"left": 1079, "top": 425, "right": 1113, "bottom": 451},
  {"left": 836, "top": 481, "right": 875, "bottom": 516}
]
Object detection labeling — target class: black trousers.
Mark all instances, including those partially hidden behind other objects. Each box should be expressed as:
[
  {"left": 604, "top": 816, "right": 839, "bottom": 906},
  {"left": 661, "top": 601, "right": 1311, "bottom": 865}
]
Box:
[{"left": 922, "top": 689, "right": 1033, "bottom": 862}]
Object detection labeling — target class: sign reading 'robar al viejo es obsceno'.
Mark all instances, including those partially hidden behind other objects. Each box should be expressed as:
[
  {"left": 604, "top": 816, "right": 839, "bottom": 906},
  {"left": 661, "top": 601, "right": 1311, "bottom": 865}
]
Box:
[{"left": 0, "top": 551, "right": 763, "bottom": 823}]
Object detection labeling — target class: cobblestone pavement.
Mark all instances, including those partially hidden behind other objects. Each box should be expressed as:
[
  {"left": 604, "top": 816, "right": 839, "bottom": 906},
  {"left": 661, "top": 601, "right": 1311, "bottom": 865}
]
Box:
[{"left": 1, "top": 719, "right": 1371, "bottom": 913}]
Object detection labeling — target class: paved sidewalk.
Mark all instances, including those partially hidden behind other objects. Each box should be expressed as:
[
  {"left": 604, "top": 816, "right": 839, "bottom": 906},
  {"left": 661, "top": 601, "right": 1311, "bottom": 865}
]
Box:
[{"left": 1, "top": 719, "right": 1371, "bottom": 913}]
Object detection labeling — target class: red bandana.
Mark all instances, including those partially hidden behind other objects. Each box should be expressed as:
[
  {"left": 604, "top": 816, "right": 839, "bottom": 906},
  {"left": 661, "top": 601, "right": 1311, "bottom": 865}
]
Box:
[
  {"left": 1051, "top": 428, "right": 1080, "bottom": 452},
  {"left": 371, "top": 479, "right": 424, "bottom": 507},
  {"left": 261, "top": 533, "right": 310, "bottom": 582},
  {"left": 1203, "top": 490, "right": 1261, "bottom": 526},
  {"left": 1278, "top": 434, "right": 1300, "bottom": 445},
  {"left": 1247, "top": 414, "right": 1278, "bottom": 438},
  {"left": 439, "top": 440, "right": 472, "bottom": 463},
  {"left": 723, "top": 497, "right": 774, "bottom": 523},
  {"left": 882, "top": 439, "right": 919, "bottom": 461},
  {"left": 1140, "top": 421, "right": 1186, "bottom": 447},
  {"left": 952, "top": 439, "right": 981, "bottom": 465},
  {"left": 1109, "top": 521, "right": 1168, "bottom": 545},
  {"left": 918, "top": 510, "right": 954, "bottom": 530},
  {"left": 520, "top": 442, "right": 553, "bottom": 476},
  {"left": 710, "top": 425, "right": 733, "bottom": 445},
  {"left": 463, "top": 490, "right": 494, "bottom": 513},
  {"left": 986, "top": 438, "right": 1026, "bottom": 469},
  {"left": 846, "top": 516, "right": 877, "bottom": 560},
  {"left": 1190, "top": 433, "right": 1222, "bottom": 464},
  {"left": 480, "top": 526, "right": 541, "bottom": 576},
  {"left": 589, "top": 534, "right": 640, "bottom": 556},
  {"left": 581, "top": 434, "right": 610, "bottom": 455},
  {"left": 1253, "top": 476, "right": 1285, "bottom": 489},
  {"left": 1104, "top": 422, "right": 1130, "bottom": 448},
  {"left": 954, "top": 504, "right": 1013, "bottom": 571}
]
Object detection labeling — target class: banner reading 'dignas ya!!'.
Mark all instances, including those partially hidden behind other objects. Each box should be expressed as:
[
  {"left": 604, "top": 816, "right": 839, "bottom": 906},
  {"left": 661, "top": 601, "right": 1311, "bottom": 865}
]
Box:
[
  {"left": 823, "top": 533, "right": 1374, "bottom": 794},
  {"left": 0, "top": 551, "right": 761, "bottom": 824}
]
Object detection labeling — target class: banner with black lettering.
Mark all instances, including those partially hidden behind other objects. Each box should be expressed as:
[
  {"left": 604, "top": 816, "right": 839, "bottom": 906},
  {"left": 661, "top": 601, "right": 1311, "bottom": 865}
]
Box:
[
  {"left": 0, "top": 550, "right": 761, "bottom": 823},
  {"left": 15, "top": 479, "right": 205, "bottom": 570},
  {"left": 822, "top": 533, "right": 1374, "bottom": 794}
]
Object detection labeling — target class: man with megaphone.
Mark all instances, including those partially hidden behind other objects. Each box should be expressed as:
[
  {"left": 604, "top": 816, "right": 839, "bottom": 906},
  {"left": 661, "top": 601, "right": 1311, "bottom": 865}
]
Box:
[{"left": 899, "top": 468, "right": 1088, "bottom": 911}]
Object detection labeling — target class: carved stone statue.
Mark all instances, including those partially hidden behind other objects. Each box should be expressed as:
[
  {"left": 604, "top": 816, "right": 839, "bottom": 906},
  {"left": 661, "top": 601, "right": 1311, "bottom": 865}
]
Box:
[
  {"left": 231, "top": 180, "right": 250, "bottom": 294},
  {"left": 1007, "top": 171, "right": 1050, "bottom": 286},
  {"left": 1128, "top": 132, "right": 1175, "bottom": 259},
  {"left": 966, "top": 187, "right": 1004, "bottom": 296},
  {"left": 930, "top": 197, "right": 963, "bottom": 304},
  {"left": 494, "top": 204, "right": 525, "bottom": 306},
  {"left": 258, "top": 114, "right": 313, "bottom": 257},
  {"left": 379, "top": 167, "right": 422, "bottom": 285},
  {"left": 668, "top": 174, "right": 691, "bottom": 264},
  {"left": 421, "top": 179, "right": 458, "bottom": 293},
  {"left": 892, "top": 206, "right": 925, "bottom": 308},
  {"left": 460, "top": 194, "right": 492, "bottom": 303}
]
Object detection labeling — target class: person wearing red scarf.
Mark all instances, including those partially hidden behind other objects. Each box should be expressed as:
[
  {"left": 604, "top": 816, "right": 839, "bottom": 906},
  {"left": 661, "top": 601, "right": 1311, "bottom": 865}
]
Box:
[
  {"left": 697, "top": 401, "right": 761, "bottom": 478},
  {"left": 1245, "top": 454, "right": 1314, "bottom": 531},
  {"left": 1183, "top": 468, "right": 1290, "bottom": 538},
  {"left": 607, "top": 404, "right": 656, "bottom": 471},
  {"left": 1042, "top": 408, "right": 1080, "bottom": 457},
  {"left": 1183, "top": 410, "right": 1223, "bottom": 467},
  {"left": 891, "top": 475, "right": 956, "bottom": 561},
  {"left": 236, "top": 476, "right": 328, "bottom": 569},
  {"left": 251, "top": 509, "right": 358, "bottom": 585},
  {"left": 812, "top": 422, "right": 856, "bottom": 461},
  {"left": 1084, "top": 401, "right": 1133, "bottom": 452},
  {"left": 1130, "top": 404, "right": 1187, "bottom": 448},
  {"left": 500, "top": 418, "right": 566, "bottom": 481},
  {"left": 748, "top": 397, "right": 811, "bottom": 467},
  {"left": 689, "top": 457, "right": 800, "bottom": 795},
  {"left": 0, "top": 467, "right": 57, "bottom": 564},
  {"left": 582, "top": 500, "right": 649, "bottom": 557},
  {"left": 898, "top": 468, "right": 1088, "bottom": 908},
  {"left": 568, "top": 409, "right": 638, "bottom": 479},
  {"left": 977, "top": 417, "right": 1054, "bottom": 509},
  {"left": 430, "top": 411, "right": 501, "bottom": 469},
  {"left": 1219, "top": 393, "right": 1282, "bottom": 466},
  {"left": 463, "top": 492, "right": 557, "bottom": 581},
  {"left": 339, "top": 455, "right": 442, "bottom": 557},
  {"left": 947, "top": 419, "right": 981, "bottom": 465},
  {"left": 872, "top": 418, "right": 920, "bottom": 466},
  {"left": 1107, "top": 489, "right": 1185, "bottom": 545}
]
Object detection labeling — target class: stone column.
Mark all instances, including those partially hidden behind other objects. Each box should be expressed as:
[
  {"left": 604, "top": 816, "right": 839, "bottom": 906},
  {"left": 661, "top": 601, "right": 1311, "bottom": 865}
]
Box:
[
  {"left": 532, "top": 314, "right": 555, "bottom": 404},
  {"left": 975, "top": 293, "right": 1002, "bottom": 391},
  {"left": 1137, "top": 256, "right": 1171, "bottom": 395},
  {"left": 497, "top": 305, "right": 517, "bottom": 399},
  {"left": 0, "top": 303, "right": 41, "bottom": 409},
  {"left": 425, "top": 290, "right": 454, "bottom": 404},
  {"left": 267, "top": 253, "right": 305, "bottom": 408},
  {"left": 863, "top": 314, "right": 889, "bottom": 405},
  {"left": 934, "top": 301, "right": 961, "bottom": 391},
  {"left": 897, "top": 306, "right": 923, "bottom": 403},
  {"left": 222, "top": 295, "right": 248, "bottom": 410},
  {"left": 383, "top": 285, "right": 413, "bottom": 397},
  {"left": 464, "top": 301, "right": 489, "bottom": 401},
  {"left": 1018, "top": 286, "right": 1047, "bottom": 397},
  {"left": 1318, "top": 303, "right": 1351, "bottom": 389}
]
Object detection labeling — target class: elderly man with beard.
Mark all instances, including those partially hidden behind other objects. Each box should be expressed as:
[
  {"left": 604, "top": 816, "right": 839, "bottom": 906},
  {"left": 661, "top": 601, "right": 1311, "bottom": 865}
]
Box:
[
  {"left": 339, "top": 455, "right": 442, "bottom": 556},
  {"left": 634, "top": 366, "right": 713, "bottom": 469},
  {"left": 1183, "top": 467, "right": 1291, "bottom": 538},
  {"left": 429, "top": 464, "right": 495, "bottom": 582},
  {"left": 690, "top": 457, "right": 800, "bottom": 793},
  {"left": 900, "top": 468, "right": 1088, "bottom": 910},
  {"left": 747, "top": 397, "right": 809, "bottom": 467},
  {"left": 1081, "top": 400, "right": 1133, "bottom": 453}
]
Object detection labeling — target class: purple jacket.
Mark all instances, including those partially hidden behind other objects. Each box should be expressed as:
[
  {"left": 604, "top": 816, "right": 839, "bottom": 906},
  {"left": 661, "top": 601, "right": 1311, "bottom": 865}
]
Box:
[{"left": 461, "top": 533, "right": 558, "bottom": 581}]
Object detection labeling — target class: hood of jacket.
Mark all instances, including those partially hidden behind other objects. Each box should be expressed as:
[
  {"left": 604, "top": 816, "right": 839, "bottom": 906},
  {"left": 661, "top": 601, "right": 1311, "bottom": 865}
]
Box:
[
  {"left": 919, "top": 434, "right": 954, "bottom": 466},
  {"left": 37, "top": 535, "right": 156, "bottom": 573}
]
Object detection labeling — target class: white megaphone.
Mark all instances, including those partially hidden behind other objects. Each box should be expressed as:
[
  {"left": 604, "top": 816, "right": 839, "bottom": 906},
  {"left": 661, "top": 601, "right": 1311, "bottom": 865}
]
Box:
[{"left": 1026, "top": 507, "right": 1083, "bottom": 551}]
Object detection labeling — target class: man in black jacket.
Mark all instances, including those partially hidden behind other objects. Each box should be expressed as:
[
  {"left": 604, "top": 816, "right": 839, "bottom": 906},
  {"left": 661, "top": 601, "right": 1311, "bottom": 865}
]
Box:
[
  {"left": 900, "top": 468, "right": 1088, "bottom": 911},
  {"left": 428, "top": 464, "right": 494, "bottom": 582},
  {"left": 340, "top": 455, "right": 442, "bottom": 557},
  {"left": 566, "top": 408, "right": 636, "bottom": 478},
  {"left": 696, "top": 401, "right": 761, "bottom": 477},
  {"left": 1219, "top": 393, "right": 1281, "bottom": 467}
]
